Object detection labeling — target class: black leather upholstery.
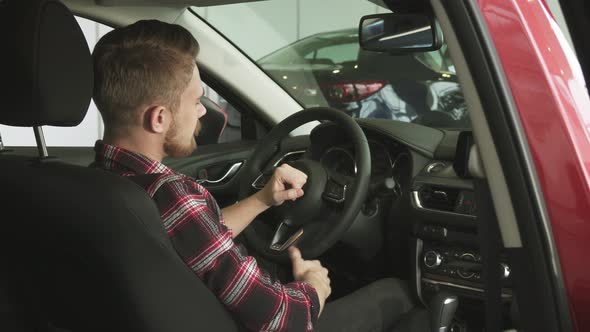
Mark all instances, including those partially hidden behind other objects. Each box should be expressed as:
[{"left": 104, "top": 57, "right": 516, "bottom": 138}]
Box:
[
  {"left": 0, "top": 0, "right": 92, "bottom": 127},
  {"left": 0, "top": 0, "right": 239, "bottom": 330},
  {"left": 1, "top": 158, "right": 240, "bottom": 331}
]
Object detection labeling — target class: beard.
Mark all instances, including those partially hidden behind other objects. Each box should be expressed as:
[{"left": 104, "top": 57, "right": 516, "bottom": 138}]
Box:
[{"left": 164, "top": 118, "right": 200, "bottom": 158}]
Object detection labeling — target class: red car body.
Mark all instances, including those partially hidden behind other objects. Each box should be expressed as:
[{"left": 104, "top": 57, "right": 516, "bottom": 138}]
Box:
[{"left": 482, "top": 0, "right": 590, "bottom": 330}]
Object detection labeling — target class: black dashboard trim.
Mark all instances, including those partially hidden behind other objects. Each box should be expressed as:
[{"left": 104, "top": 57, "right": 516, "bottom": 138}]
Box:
[{"left": 357, "top": 118, "right": 445, "bottom": 159}]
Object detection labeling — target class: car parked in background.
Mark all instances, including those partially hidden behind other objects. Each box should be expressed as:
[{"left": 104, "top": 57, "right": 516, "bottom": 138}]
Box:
[{"left": 258, "top": 28, "right": 469, "bottom": 128}]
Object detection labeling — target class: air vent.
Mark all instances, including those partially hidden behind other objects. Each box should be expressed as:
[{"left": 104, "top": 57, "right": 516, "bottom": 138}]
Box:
[
  {"left": 418, "top": 185, "right": 460, "bottom": 212},
  {"left": 426, "top": 162, "right": 446, "bottom": 174}
]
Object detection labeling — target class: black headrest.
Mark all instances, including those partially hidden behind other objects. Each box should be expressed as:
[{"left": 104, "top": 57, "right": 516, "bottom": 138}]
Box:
[{"left": 0, "top": 0, "right": 93, "bottom": 127}]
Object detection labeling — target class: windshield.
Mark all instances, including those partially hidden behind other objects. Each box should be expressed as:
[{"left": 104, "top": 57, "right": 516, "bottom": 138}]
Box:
[{"left": 192, "top": 0, "right": 469, "bottom": 129}]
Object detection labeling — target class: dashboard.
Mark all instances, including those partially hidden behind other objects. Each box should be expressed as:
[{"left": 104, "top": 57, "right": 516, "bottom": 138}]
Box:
[
  {"left": 307, "top": 119, "right": 510, "bottom": 331},
  {"left": 310, "top": 123, "right": 415, "bottom": 201}
]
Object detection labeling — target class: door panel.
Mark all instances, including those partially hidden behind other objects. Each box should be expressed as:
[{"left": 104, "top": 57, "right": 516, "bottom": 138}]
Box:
[
  {"left": 164, "top": 136, "right": 311, "bottom": 208},
  {"left": 164, "top": 140, "right": 258, "bottom": 207}
]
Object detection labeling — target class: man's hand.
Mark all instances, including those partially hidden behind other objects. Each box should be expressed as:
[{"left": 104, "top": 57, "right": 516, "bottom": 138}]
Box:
[
  {"left": 255, "top": 164, "right": 308, "bottom": 207},
  {"left": 222, "top": 164, "right": 307, "bottom": 238},
  {"left": 288, "top": 246, "right": 331, "bottom": 316}
]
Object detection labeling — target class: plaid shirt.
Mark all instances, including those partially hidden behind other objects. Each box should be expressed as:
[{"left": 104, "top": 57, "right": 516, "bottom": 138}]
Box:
[{"left": 94, "top": 141, "right": 320, "bottom": 332}]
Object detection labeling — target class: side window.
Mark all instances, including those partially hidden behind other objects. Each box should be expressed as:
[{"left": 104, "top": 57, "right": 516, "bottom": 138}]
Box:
[
  {"left": 201, "top": 83, "right": 242, "bottom": 144},
  {"left": 415, "top": 45, "right": 455, "bottom": 74},
  {"left": 0, "top": 16, "right": 112, "bottom": 147},
  {"left": 0, "top": 17, "right": 252, "bottom": 147}
]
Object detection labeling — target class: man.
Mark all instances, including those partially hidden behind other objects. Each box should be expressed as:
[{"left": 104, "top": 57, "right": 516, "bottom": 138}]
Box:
[{"left": 92, "top": 19, "right": 421, "bottom": 332}]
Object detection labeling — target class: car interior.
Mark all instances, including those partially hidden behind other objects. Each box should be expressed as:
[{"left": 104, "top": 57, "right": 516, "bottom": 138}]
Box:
[{"left": 0, "top": 0, "right": 573, "bottom": 331}]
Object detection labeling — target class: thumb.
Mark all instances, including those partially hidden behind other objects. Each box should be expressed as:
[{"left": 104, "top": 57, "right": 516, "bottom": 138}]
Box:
[
  {"left": 288, "top": 246, "right": 303, "bottom": 267},
  {"left": 274, "top": 188, "right": 304, "bottom": 203}
]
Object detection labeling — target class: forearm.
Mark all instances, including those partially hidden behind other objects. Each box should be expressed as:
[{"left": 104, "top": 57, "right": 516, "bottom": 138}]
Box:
[
  {"left": 221, "top": 192, "right": 270, "bottom": 237},
  {"left": 202, "top": 243, "right": 320, "bottom": 331}
]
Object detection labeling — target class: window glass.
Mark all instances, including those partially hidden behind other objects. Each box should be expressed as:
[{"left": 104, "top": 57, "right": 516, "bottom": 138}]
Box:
[
  {"left": 202, "top": 84, "right": 242, "bottom": 143},
  {"left": 309, "top": 43, "right": 358, "bottom": 64},
  {"left": 192, "top": 0, "right": 470, "bottom": 129},
  {"left": 0, "top": 17, "right": 243, "bottom": 147}
]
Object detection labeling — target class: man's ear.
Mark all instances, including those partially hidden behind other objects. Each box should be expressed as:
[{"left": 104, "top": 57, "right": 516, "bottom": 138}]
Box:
[{"left": 144, "top": 105, "right": 170, "bottom": 134}]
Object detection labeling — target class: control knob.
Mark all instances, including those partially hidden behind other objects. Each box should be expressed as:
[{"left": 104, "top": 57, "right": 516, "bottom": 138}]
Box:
[{"left": 424, "top": 250, "right": 443, "bottom": 269}]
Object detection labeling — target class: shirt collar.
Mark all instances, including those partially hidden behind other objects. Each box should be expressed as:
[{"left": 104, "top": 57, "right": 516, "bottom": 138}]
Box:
[{"left": 94, "top": 140, "right": 175, "bottom": 176}]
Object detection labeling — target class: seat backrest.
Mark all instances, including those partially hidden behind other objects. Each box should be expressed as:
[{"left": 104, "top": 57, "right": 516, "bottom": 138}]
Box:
[{"left": 0, "top": 1, "right": 239, "bottom": 330}]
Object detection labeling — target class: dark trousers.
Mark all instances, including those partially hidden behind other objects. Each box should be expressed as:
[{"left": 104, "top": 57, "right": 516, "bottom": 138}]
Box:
[
  {"left": 249, "top": 249, "right": 429, "bottom": 332},
  {"left": 317, "top": 278, "right": 429, "bottom": 332}
]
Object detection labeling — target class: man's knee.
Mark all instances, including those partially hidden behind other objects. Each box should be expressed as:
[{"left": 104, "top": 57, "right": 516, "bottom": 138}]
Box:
[
  {"left": 366, "top": 278, "right": 412, "bottom": 302},
  {"left": 365, "top": 278, "right": 416, "bottom": 325}
]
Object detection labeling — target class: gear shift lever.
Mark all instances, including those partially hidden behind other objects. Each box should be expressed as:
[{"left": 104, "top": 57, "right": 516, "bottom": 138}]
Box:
[{"left": 429, "top": 291, "right": 459, "bottom": 332}]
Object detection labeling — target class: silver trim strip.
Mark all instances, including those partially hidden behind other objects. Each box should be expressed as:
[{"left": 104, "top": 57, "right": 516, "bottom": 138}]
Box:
[
  {"left": 33, "top": 126, "right": 48, "bottom": 158},
  {"left": 273, "top": 150, "right": 306, "bottom": 167},
  {"left": 444, "top": 298, "right": 457, "bottom": 305},
  {"left": 412, "top": 190, "right": 476, "bottom": 219},
  {"left": 320, "top": 147, "right": 357, "bottom": 175},
  {"left": 252, "top": 150, "right": 306, "bottom": 189},
  {"left": 422, "top": 278, "right": 512, "bottom": 299},
  {"left": 270, "top": 228, "right": 304, "bottom": 252},
  {"left": 252, "top": 172, "right": 266, "bottom": 190},
  {"left": 200, "top": 162, "right": 243, "bottom": 185},
  {"left": 425, "top": 162, "right": 446, "bottom": 174}
]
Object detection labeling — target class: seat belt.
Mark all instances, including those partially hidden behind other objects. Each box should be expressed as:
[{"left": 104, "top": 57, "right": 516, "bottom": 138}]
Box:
[{"left": 475, "top": 178, "right": 503, "bottom": 332}]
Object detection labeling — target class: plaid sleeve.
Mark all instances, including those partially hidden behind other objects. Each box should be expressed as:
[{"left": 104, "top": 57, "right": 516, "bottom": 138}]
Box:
[{"left": 152, "top": 179, "right": 320, "bottom": 332}]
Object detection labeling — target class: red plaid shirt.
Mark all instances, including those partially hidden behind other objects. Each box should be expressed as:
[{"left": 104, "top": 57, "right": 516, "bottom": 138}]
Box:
[{"left": 94, "top": 141, "right": 320, "bottom": 331}]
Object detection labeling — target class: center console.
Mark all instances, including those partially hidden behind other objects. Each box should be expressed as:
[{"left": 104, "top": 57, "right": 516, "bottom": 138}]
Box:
[
  {"left": 414, "top": 217, "right": 512, "bottom": 297},
  {"left": 408, "top": 133, "right": 514, "bottom": 331}
]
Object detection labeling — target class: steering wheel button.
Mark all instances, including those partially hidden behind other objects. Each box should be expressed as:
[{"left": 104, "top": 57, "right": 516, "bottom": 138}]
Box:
[{"left": 323, "top": 180, "right": 346, "bottom": 202}]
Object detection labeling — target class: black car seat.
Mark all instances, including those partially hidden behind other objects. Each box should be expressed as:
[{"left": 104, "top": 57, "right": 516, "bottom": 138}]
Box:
[{"left": 0, "top": 0, "right": 239, "bottom": 331}]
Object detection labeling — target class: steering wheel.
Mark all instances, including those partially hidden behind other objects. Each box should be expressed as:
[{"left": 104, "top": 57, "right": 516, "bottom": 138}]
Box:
[{"left": 238, "top": 107, "right": 371, "bottom": 263}]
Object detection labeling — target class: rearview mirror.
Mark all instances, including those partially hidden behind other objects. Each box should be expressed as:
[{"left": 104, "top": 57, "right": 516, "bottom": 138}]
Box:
[{"left": 359, "top": 13, "right": 442, "bottom": 53}]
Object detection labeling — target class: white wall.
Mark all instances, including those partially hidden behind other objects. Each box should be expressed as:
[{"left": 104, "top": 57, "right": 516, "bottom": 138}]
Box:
[
  {"left": 193, "top": 0, "right": 388, "bottom": 60},
  {"left": 194, "top": 0, "right": 298, "bottom": 60}
]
